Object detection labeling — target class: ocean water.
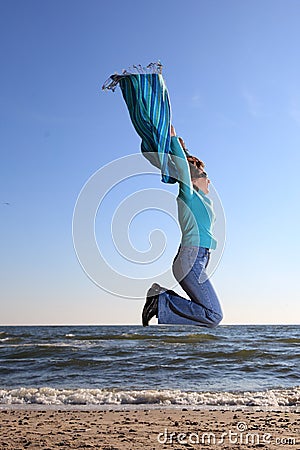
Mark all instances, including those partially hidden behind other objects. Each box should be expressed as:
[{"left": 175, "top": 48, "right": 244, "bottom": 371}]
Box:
[{"left": 0, "top": 325, "right": 299, "bottom": 407}]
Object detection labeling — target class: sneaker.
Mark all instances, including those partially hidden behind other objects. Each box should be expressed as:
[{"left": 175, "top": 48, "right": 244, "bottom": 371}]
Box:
[{"left": 142, "top": 284, "right": 160, "bottom": 327}]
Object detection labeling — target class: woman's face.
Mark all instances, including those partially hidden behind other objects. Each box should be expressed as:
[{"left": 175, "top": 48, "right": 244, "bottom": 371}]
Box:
[{"left": 193, "top": 169, "right": 210, "bottom": 194}]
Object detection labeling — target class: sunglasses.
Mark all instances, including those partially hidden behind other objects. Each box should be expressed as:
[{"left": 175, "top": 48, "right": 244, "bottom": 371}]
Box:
[{"left": 194, "top": 171, "right": 208, "bottom": 179}]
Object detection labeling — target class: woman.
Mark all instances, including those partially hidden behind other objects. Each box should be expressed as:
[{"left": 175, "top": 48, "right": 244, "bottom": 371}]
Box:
[{"left": 142, "top": 125, "right": 223, "bottom": 327}]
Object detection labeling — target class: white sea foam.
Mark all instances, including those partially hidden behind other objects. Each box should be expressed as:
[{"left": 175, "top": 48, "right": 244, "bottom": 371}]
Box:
[
  {"left": 0, "top": 343, "right": 73, "bottom": 348},
  {"left": 0, "top": 386, "right": 299, "bottom": 407}
]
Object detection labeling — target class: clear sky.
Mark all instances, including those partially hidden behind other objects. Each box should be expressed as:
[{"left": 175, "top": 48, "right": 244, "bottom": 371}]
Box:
[{"left": 1, "top": 0, "right": 300, "bottom": 325}]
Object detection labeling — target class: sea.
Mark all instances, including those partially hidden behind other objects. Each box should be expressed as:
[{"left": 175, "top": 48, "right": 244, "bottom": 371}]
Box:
[{"left": 0, "top": 325, "right": 299, "bottom": 408}]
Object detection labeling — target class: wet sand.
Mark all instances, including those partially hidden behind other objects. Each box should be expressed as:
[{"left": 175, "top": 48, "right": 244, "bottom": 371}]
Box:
[{"left": 0, "top": 408, "right": 299, "bottom": 449}]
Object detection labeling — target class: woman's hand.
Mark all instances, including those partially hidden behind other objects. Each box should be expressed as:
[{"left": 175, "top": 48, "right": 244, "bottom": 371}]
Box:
[{"left": 171, "top": 125, "right": 188, "bottom": 154}]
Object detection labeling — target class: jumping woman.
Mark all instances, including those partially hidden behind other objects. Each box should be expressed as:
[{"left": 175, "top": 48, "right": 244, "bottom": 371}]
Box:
[{"left": 142, "top": 125, "right": 223, "bottom": 327}]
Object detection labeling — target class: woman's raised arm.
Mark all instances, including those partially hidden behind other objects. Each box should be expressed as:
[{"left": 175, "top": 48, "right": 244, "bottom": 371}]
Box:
[{"left": 170, "top": 126, "right": 193, "bottom": 197}]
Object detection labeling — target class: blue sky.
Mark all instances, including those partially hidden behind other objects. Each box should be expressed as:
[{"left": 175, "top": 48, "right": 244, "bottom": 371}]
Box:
[{"left": 1, "top": 0, "right": 300, "bottom": 324}]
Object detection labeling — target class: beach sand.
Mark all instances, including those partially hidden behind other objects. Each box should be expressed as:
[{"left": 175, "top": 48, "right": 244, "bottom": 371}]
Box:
[{"left": 0, "top": 408, "right": 299, "bottom": 449}]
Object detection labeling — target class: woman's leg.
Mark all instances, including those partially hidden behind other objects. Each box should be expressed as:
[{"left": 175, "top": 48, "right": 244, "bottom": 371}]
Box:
[{"left": 157, "top": 247, "right": 223, "bottom": 327}]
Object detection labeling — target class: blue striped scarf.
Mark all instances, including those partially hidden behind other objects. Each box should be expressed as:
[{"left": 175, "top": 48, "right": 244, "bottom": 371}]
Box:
[{"left": 102, "top": 65, "right": 178, "bottom": 184}]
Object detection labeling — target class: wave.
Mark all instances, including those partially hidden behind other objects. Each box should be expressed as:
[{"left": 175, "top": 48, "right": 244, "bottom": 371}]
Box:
[
  {"left": 64, "top": 333, "right": 222, "bottom": 343},
  {"left": 276, "top": 338, "right": 300, "bottom": 344},
  {"left": 0, "top": 337, "right": 22, "bottom": 344},
  {"left": 0, "top": 386, "right": 299, "bottom": 407},
  {"left": 3, "top": 346, "right": 73, "bottom": 359}
]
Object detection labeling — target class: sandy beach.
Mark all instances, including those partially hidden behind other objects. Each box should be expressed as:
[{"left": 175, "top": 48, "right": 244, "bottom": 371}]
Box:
[{"left": 0, "top": 407, "right": 299, "bottom": 449}]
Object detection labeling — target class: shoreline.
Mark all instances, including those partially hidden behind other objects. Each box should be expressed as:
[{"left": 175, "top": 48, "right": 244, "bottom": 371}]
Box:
[
  {"left": 1, "top": 385, "right": 299, "bottom": 409},
  {"left": 1, "top": 407, "right": 299, "bottom": 449}
]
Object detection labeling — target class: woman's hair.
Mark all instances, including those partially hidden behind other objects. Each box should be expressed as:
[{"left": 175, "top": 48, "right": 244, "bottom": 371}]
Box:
[{"left": 187, "top": 155, "right": 205, "bottom": 180}]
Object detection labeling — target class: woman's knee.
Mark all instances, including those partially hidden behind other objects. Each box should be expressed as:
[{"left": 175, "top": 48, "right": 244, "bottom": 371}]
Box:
[{"left": 206, "top": 311, "right": 223, "bottom": 328}]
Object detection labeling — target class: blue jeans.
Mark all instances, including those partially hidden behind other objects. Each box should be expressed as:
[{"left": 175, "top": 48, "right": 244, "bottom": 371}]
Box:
[{"left": 158, "top": 246, "right": 223, "bottom": 327}]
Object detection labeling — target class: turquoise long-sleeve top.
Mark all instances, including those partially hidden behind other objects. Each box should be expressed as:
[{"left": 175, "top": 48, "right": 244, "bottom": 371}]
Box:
[{"left": 170, "top": 136, "right": 217, "bottom": 249}]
